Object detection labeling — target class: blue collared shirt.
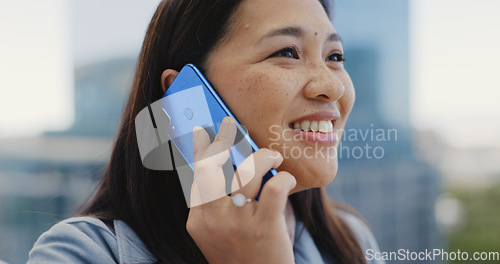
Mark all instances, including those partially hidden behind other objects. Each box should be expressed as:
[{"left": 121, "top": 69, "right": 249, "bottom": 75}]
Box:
[{"left": 28, "top": 212, "right": 385, "bottom": 263}]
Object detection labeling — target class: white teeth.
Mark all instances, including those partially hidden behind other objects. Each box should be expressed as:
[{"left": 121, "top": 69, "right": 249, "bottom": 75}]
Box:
[
  {"left": 301, "top": 120, "right": 310, "bottom": 131},
  {"left": 318, "top": 121, "right": 328, "bottom": 132},
  {"left": 294, "top": 122, "right": 301, "bottom": 130},
  {"left": 310, "top": 121, "right": 318, "bottom": 132},
  {"left": 292, "top": 120, "right": 334, "bottom": 133}
]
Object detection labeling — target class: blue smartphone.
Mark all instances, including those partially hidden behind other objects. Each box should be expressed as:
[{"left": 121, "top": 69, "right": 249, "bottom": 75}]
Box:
[{"left": 157, "top": 64, "right": 276, "bottom": 200}]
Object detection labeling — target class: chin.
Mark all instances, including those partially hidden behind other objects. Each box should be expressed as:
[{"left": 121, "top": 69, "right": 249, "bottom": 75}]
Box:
[{"left": 279, "top": 157, "right": 338, "bottom": 193}]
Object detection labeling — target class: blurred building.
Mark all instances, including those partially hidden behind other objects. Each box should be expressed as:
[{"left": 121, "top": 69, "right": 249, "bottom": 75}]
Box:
[
  {"left": 327, "top": 0, "right": 442, "bottom": 263},
  {"left": 0, "top": 58, "right": 134, "bottom": 263}
]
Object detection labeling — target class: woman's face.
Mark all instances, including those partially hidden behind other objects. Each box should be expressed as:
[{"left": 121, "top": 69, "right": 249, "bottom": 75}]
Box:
[{"left": 205, "top": 0, "right": 354, "bottom": 193}]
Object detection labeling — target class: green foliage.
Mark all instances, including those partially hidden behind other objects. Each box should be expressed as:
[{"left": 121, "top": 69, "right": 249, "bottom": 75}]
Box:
[{"left": 448, "top": 184, "right": 500, "bottom": 263}]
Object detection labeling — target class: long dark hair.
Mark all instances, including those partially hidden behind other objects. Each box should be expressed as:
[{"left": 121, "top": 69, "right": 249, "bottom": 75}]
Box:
[{"left": 81, "top": 0, "right": 365, "bottom": 263}]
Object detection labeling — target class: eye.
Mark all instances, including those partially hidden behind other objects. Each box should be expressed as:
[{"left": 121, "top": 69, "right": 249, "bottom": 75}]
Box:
[
  {"left": 326, "top": 52, "right": 345, "bottom": 62},
  {"left": 268, "top": 47, "right": 299, "bottom": 59}
]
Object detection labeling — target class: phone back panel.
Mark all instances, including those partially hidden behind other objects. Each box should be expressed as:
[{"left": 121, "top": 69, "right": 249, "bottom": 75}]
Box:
[{"left": 158, "top": 64, "right": 255, "bottom": 170}]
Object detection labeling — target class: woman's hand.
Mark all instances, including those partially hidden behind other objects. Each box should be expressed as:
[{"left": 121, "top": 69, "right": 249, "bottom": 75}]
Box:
[{"left": 186, "top": 117, "right": 296, "bottom": 264}]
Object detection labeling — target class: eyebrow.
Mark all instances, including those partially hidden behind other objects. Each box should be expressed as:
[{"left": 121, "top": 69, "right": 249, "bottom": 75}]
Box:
[
  {"left": 258, "top": 26, "right": 342, "bottom": 43},
  {"left": 327, "top": 32, "right": 342, "bottom": 42}
]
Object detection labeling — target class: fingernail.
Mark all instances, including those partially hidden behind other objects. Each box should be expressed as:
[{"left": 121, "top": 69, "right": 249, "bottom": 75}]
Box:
[
  {"left": 222, "top": 116, "right": 234, "bottom": 124},
  {"left": 290, "top": 176, "right": 297, "bottom": 186},
  {"left": 272, "top": 149, "right": 282, "bottom": 159}
]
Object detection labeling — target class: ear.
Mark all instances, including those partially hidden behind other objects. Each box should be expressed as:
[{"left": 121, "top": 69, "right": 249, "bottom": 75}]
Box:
[{"left": 161, "top": 69, "right": 179, "bottom": 93}]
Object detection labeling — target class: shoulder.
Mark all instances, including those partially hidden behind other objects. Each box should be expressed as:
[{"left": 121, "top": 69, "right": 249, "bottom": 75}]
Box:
[
  {"left": 27, "top": 216, "right": 119, "bottom": 263},
  {"left": 336, "top": 210, "right": 386, "bottom": 264},
  {"left": 28, "top": 216, "right": 156, "bottom": 264}
]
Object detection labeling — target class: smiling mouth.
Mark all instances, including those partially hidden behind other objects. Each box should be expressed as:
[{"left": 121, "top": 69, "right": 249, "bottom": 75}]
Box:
[{"left": 288, "top": 120, "right": 335, "bottom": 133}]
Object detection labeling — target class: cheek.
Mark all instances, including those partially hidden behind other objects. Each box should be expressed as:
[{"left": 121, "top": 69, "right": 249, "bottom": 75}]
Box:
[
  {"left": 216, "top": 70, "right": 295, "bottom": 144},
  {"left": 339, "top": 76, "right": 355, "bottom": 117}
]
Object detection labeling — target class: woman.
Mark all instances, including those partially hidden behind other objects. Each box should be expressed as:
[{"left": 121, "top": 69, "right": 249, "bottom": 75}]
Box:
[{"left": 28, "top": 0, "right": 384, "bottom": 263}]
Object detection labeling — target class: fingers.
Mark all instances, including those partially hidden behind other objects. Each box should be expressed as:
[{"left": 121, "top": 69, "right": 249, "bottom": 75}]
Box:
[
  {"left": 230, "top": 148, "right": 283, "bottom": 197},
  {"left": 256, "top": 171, "right": 296, "bottom": 221},
  {"left": 190, "top": 117, "right": 238, "bottom": 207},
  {"left": 205, "top": 117, "right": 237, "bottom": 166},
  {"left": 190, "top": 126, "right": 211, "bottom": 208},
  {"left": 193, "top": 126, "right": 211, "bottom": 159},
  {"left": 193, "top": 117, "right": 237, "bottom": 163}
]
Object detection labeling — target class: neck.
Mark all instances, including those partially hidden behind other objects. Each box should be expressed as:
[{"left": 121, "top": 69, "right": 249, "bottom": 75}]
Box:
[{"left": 284, "top": 198, "right": 296, "bottom": 244}]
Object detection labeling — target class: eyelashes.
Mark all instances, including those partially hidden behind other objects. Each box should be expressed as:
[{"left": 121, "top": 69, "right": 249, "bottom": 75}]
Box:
[
  {"left": 267, "top": 46, "right": 345, "bottom": 62},
  {"left": 326, "top": 52, "right": 345, "bottom": 62},
  {"left": 268, "top": 47, "right": 300, "bottom": 59}
]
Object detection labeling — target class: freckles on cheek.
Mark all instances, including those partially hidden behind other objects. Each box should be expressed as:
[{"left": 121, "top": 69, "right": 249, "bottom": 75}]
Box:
[
  {"left": 224, "top": 68, "right": 298, "bottom": 135},
  {"left": 239, "top": 73, "right": 283, "bottom": 113}
]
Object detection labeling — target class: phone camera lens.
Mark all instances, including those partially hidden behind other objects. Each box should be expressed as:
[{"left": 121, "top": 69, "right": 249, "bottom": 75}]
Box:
[{"left": 184, "top": 107, "right": 193, "bottom": 120}]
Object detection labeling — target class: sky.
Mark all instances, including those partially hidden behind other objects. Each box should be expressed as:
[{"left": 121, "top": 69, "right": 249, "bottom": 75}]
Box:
[
  {"left": 0, "top": 0, "right": 73, "bottom": 138},
  {"left": 410, "top": 0, "right": 500, "bottom": 148},
  {"left": 0, "top": 0, "right": 499, "bottom": 148}
]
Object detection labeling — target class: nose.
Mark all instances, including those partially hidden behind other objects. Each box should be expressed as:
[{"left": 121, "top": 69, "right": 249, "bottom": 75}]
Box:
[{"left": 303, "top": 62, "right": 344, "bottom": 103}]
